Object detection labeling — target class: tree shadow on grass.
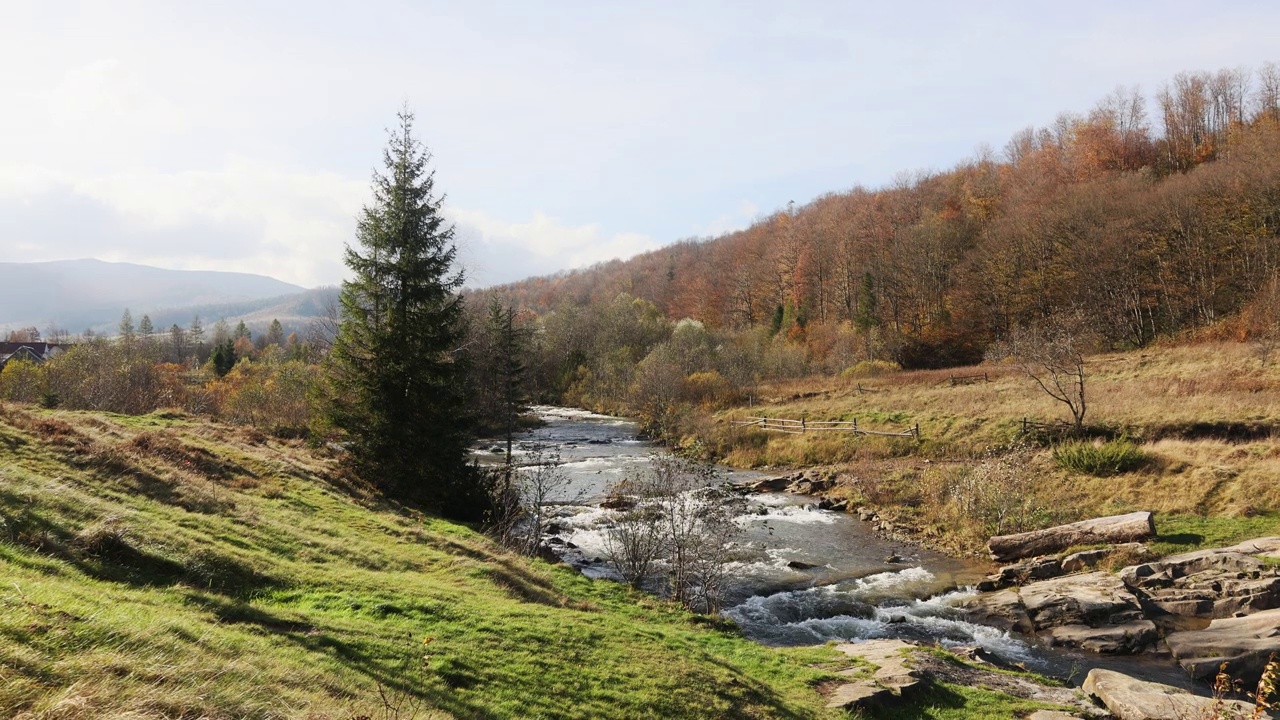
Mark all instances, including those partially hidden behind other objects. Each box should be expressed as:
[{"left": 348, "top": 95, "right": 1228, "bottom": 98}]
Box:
[
  {"left": 0, "top": 499, "right": 277, "bottom": 597},
  {"left": 1156, "top": 532, "right": 1205, "bottom": 547},
  {"left": 183, "top": 592, "right": 494, "bottom": 718}
]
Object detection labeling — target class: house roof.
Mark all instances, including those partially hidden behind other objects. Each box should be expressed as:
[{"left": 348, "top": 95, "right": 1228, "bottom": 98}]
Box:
[{"left": 0, "top": 342, "right": 63, "bottom": 367}]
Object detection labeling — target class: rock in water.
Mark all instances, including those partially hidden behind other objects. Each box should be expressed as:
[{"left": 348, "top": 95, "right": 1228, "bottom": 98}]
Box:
[
  {"left": 1018, "top": 571, "right": 1156, "bottom": 654},
  {"left": 1164, "top": 607, "right": 1280, "bottom": 683},
  {"left": 1082, "top": 668, "right": 1257, "bottom": 720},
  {"left": 964, "top": 571, "right": 1157, "bottom": 654}
]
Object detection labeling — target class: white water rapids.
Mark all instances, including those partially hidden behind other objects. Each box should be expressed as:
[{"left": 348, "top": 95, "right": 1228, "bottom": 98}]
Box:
[{"left": 474, "top": 407, "right": 1206, "bottom": 688}]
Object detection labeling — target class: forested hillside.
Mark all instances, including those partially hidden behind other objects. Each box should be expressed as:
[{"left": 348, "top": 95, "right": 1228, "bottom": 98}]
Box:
[{"left": 491, "top": 64, "right": 1280, "bottom": 371}]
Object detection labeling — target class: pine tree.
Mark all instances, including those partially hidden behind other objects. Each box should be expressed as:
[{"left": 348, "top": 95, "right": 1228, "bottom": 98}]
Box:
[
  {"left": 485, "top": 296, "right": 529, "bottom": 466},
  {"left": 211, "top": 340, "right": 236, "bottom": 377},
  {"left": 119, "top": 309, "right": 135, "bottom": 340},
  {"left": 266, "top": 319, "right": 286, "bottom": 347},
  {"left": 328, "top": 109, "right": 477, "bottom": 517}
]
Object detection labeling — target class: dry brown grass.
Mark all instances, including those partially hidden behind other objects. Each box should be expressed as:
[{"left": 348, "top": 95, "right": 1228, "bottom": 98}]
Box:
[{"left": 696, "top": 342, "right": 1280, "bottom": 554}]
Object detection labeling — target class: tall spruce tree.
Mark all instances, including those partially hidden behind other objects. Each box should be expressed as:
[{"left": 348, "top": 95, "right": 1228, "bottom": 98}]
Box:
[{"left": 329, "top": 109, "right": 477, "bottom": 517}]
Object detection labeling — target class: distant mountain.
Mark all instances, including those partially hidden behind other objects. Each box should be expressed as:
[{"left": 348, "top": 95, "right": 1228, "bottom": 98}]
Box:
[
  {"left": 141, "top": 286, "right": 341, "bottom": 341},
  {"left": 0, "top": 259, "right": 308, "bottom": 334}
]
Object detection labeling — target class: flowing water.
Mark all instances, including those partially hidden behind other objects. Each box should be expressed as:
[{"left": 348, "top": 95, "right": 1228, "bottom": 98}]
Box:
[{"left": 477, "top": 407, "right": 1203, "bottom": 690}]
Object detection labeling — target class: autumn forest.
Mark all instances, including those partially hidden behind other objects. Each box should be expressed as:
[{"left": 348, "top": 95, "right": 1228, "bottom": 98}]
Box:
[{"left": 493, "top": 63, "right": 1280, "bottom": 382}]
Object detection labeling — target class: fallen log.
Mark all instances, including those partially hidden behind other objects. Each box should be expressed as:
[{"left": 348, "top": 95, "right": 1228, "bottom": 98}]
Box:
[{"left": 988, "top": 511, "right": 1155, "bottom": 562}]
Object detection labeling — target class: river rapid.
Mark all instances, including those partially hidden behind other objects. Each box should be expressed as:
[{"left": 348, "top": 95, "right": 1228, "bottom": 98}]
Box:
[{"left": 474, "top": 406, "right": 1200, "bottom": 689}]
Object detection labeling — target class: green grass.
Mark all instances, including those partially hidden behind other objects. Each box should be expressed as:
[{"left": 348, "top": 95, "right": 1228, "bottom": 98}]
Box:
[
  {"left": 1150, "top": 512, "right": 1280, "bottom": 556},
  {"left": 1052, "top": 438, "right": 1147, "bottom": 476},
  {"left": 0, "top": 405, "right": 854, "bottom": 719}
]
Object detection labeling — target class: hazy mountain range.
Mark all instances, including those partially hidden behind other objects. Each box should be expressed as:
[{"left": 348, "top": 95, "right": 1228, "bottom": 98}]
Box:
[{"left": 1, "top": 259, "right": 336, "bottom": 338}]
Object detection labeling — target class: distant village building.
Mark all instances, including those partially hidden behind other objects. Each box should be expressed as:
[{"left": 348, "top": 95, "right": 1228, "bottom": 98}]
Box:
[{"left": 0, "top": 342, "right": 63, "bottom": 371}]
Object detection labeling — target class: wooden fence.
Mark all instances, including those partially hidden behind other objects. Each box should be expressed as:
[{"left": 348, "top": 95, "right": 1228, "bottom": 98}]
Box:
[
  {"left": 1018, "top": 417, "right": 1075, "bottom": 436},
  {"left": 948, "top": 372, "right": 989, "bottom": 386},
  {"left": 732, "top": 416, "right": 919, "bottom": 440}
]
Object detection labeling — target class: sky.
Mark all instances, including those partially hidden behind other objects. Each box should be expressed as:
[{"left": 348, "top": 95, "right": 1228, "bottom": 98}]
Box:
[{"left": 2, "top": 1, "right": 1278, "bottom": 289}]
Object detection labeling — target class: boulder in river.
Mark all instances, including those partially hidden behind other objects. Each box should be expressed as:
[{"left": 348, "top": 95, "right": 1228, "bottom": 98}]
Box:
[
  {"left": 961, "top": 587, "right": 1034, "bottom": 634},
  {"left": 1045, "top": 620, "right": 1158, "bottom": 655},
  {"left": 988, "top": 511, "right": 1155, "bottom": 562},
  {"left": 747, "top": 475, "right": 792, "bottom": 493},
  {"left": 1164, "top": 607, "right": 1280, "bottom": 683},
  {"left": 1081, "top": 668, "right": 1258, "bottom": 720},
  {"left": 1018, "top": 571, "right": 1156, "bottom": 654},
  {"left": 1020, "top": 571, "right": 1146, "bottom": 629},
  {"left": 965, "top": 571, "right": 1157, "bottom": 654}
]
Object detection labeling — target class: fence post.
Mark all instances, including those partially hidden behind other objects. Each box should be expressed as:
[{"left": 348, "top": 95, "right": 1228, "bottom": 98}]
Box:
[
  {"left": 984, "top": 372, "right": 989, "bottom": 383},
  {"left": 1022, "top": 417, "right": 1028, "bottom": 434},
  {"left": 853, "top": 417, "right": 857, "bottom": 431},
  {"left": 801, "top": 417, "right": 806, "bottom": 434},
  {"left": 914, "top": 423, "right": 920, "bottom": 441}
]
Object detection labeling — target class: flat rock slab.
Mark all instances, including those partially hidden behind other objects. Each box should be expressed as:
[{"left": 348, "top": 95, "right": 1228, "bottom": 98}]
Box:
[
  {"left": 1219, "top": 536, "right": 1280, "bottom": 557},
  {"left": 1028, "top": 712, "right": 1087, "bottom": 720},
  {"left": 1047, "top": 620, "right": 1159, "bottom": 654},
  {"left": 1082, "top": 668, "right": 1257, "bottom": 720},
  {"left": 826, "top": 639, "right": 921, "bottom": 710},
  {"left": 962, "top": 587, "right": 1035, "bottom": 634},
  {"left": 1164, "top": 607, "right": 1280, "bottom": 682},
  {"left": 1020, "top": 571, "right": 1146, "bottom": 631}
]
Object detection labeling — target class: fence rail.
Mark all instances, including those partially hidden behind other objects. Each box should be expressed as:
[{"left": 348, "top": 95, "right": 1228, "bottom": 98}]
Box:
[
  {"left": 732, "top": 416, "right": 919, "bottom": 440},
  {"left": 1019, "top": 417, "right": 1075, "bottom": 435},
  {"left": 948, "top": 372, "right": 989, "bottom": 386}
]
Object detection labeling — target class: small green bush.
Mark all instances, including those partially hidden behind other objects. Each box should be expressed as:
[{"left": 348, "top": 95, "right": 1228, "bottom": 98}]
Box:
[
  {"left": 1053, "top": 438, "right": 1147, "bottom": 476},
  {"left": 841, "top": 360, "right": 902, "bottom": 379}
]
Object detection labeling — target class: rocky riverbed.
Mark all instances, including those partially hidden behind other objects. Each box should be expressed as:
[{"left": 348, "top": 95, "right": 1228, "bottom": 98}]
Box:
[{"left": 505, "top": 411, "right": 1279, "bottom": 716}]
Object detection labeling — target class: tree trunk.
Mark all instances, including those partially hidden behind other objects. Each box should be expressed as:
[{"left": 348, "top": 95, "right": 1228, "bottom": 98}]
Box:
[{"left": 988, "top": 511, "right": 1155, "bottom": 562}]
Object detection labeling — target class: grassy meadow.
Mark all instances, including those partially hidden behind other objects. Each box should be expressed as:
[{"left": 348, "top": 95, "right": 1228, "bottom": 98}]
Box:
[
  {"left": 0, "top": 403, "right": 866, "bottom": 720},
  {"left": 691, "top": 342, "right": 1280, "bottom": 555}
]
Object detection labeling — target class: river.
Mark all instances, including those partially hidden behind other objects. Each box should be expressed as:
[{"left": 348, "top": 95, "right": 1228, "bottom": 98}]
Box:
[{"left": 474, "top": 406, "right": 1203, "bottom": 689}]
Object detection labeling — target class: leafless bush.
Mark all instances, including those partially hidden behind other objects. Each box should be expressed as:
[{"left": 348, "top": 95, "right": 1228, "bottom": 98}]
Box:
[
  {"left": 486, "top": 445, "right": 576, "bottom": 556},
  {"left": 948, "top": 444, "right": 1057, "bottom": 536},
  {"left": 603, "top": 454, "right": 745, "bottom": 613}
]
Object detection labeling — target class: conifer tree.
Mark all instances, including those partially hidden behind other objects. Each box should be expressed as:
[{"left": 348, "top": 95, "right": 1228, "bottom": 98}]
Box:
[
  {"left": 119, "top": 309, "right": 135, "bottom": 340},
  {"left": 485, "top": 296, "right": 529, "bottom": 465},
  {"left": 328, "top": 109, "right": 477, "bottom": 517}
]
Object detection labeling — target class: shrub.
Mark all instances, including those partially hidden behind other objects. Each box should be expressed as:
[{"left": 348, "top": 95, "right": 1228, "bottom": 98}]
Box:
[
  {"left": 840, "top": 360, "right": 901, "bottom": 379},
  {"left": 1053, "top": 438, "right": 1147, "bottom": 476}
]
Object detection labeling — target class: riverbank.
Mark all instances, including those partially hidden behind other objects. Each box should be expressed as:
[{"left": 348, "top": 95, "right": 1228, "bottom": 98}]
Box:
[
  {"left": 652, "top": 342, "right": 1280, "bottom": 558},
  {"left": 0, "top": 403, "right": 854, "bottom": 719}
]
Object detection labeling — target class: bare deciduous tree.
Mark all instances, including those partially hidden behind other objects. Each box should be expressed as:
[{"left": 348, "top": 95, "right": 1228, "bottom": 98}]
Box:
[{"left": 988, "top": 312, "right": 1094, "bottom": 433}]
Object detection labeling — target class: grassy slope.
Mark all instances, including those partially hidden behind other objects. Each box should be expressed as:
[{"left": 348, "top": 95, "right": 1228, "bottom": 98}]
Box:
[
  {"left": 696, "top": 342, "right": 1280, "bottom": 554},
  {"left": 0, "top": 404, "right": 860, "bottom": 720}
]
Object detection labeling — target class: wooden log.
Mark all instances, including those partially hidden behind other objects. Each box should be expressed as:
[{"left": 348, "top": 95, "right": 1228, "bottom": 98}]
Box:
[{"left": 987, "top": 511, "right": 1156, "bottom": 562}]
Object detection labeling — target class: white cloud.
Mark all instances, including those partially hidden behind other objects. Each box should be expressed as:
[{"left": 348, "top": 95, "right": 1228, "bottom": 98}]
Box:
[
  {"left": 0, "top": 161, "right": 365, "bottom": 287},
  {"left": 695, "top": 200, "right": 760, "bottom": 238},
  {"left": 451, "top": 209, "right": 661, "bottom": 288}
]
